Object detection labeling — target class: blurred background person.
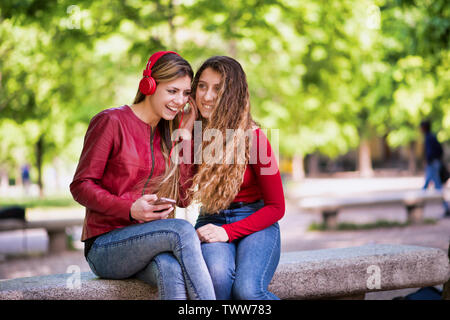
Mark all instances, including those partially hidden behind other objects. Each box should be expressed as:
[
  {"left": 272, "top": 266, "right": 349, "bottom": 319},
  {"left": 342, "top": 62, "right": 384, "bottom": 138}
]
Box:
[
  {"left": 420, "top": 120, "right": 449, "bottom": 217},
  {"left": 20, "top": 163, "right": 31, "bottom": 195}
]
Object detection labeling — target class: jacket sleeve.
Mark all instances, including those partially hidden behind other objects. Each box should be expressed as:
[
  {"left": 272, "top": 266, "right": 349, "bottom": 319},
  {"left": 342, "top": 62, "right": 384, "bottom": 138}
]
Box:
[
  {"left": 70, "top": 112, "right": 133, "bottom": 222},
  {"left": 221, "top": 129, "right": 285, "bottom": 242}
]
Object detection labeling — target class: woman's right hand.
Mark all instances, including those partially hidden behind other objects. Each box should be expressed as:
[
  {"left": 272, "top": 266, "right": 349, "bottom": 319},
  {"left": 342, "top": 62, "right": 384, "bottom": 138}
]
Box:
[
  {"left": 178, "top": 96, "right": 198, "bottom": 136},
  {"left": 130, "top": 194, "right": 174, "bottom": 222}
]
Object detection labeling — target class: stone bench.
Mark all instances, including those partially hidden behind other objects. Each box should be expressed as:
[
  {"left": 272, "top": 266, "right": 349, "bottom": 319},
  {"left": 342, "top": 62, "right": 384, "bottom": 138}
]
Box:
[
  {"left": 1, "top": 244, "right": 449, "bottom": 300},
  {"left": 0, "top": 218, "right": 84, "bottom": 253},
  {"left": 298, "top": 190, "right": 444, "bottom": 229}
]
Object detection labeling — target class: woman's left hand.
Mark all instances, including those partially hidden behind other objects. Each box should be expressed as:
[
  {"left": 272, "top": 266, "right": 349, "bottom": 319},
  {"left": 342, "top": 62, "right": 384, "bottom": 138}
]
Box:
[{"left": 197, "top": 223, "right": 229, "bottom": 243}]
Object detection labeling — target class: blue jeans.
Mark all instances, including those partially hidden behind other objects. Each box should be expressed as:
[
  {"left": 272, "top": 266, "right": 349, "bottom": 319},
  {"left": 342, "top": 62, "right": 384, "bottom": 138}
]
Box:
[
  {"left": 86, "top": 218, "right": 216, "bottom": 300},
  {"left": 424, "top": 159, "right": 442, "bottom": 190},
  {"left": 195, "top": 200, "right": 281, "bottom": 300},
  {"left": 423, "top": 159, "right": 449, "bottom": 213}
]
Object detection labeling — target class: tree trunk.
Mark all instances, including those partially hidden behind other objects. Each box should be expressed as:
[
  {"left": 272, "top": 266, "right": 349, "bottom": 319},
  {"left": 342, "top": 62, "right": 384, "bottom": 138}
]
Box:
[
  {"left": 36, "top": 135, "right": 44, "bottom": 198},
  {"left": 0, "top": 167, "right": 9, "bottom": 194},
  {"left": 16, "top": 166, "right": 23, "bottom": 186},
  {"left": 228, "top": 39, "right": 237, "bottom": 57},
  {"left": 307, "top": 153, "right": 320, "bottom": 177},
  {"left": 228, "top": 15, "right": 238, "bottom": 57},
  {"left": 292, "top": 154, "right": 305, "bottom": 181},
  {"left": 53, "top": 157, "right": 61, "bottom": 191},
  {"left": 407, "top": 141, "right": 417, "bottom": 174},
  {"left": 168, "top": 0, "right": 176, "bottom": 48},
  {"left": 382, "top": 134, "right": 391, "bottom": 163},
  {"left": 358, "top": 139, "right": 374, "bottom": 177}
]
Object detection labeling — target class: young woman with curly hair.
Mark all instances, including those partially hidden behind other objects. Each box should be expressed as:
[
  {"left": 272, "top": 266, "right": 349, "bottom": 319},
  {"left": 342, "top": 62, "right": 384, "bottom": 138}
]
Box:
[
  {"left": 186, "top": 56, "right": 285, "bottom": 300},
  {"left": 70, "top": 51, "right": 215, "bottom": 300}
]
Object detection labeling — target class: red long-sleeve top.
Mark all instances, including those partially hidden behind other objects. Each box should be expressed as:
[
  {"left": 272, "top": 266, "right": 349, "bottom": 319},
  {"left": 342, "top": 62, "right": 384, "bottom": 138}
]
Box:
[{"left": 216, "top": 128, "right": 285, "bottom": 242}]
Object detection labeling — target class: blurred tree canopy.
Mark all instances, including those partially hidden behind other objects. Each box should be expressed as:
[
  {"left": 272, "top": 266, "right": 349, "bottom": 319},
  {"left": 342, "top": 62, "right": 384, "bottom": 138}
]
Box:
[{"left": 0, "top": 0, "right": 449, "bottom": 192}]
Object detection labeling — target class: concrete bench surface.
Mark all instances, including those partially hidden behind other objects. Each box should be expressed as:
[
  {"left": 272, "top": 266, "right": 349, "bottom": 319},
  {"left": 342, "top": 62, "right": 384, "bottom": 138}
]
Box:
[
  {"left": 0, "top": 218, "right": 84, "bottom": 232},
  {"left": 1, "top": 244, "right": 449, "bottom": 300},
  {"left": 298, "top": 190, "right": 444, "bottom": 211}
]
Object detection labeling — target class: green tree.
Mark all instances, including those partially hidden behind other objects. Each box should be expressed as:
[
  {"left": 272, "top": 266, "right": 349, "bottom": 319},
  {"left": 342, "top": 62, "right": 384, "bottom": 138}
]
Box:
[{"left": 1, "top": 0, "right": 448, "bottom": 191}]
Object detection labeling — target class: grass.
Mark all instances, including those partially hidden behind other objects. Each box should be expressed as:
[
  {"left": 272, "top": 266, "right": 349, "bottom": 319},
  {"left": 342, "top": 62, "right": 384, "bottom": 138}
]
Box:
[
  {"left": 0, "top": 196, "right": 79, "bottom": 209},
  {"left": 308, "top": 218, "right": 437, "bottom": 231}
]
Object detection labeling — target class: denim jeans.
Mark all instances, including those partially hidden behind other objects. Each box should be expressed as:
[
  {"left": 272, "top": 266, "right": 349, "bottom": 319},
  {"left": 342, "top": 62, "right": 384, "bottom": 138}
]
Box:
[
  {"left": 424, "top": 159, "right": 443, "bottom": 190},
  {"left": 423, "top": 159, "right": 449, "bottom": 213},
  {"left": 195, "top": 200, "right": 281, "bottom": 300},
  {"left": 86, "top": 218, "right": 216, "bottom": 300}
]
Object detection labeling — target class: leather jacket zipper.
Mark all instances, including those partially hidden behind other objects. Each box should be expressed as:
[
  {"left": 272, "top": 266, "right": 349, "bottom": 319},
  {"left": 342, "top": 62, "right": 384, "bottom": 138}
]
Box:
[{"left": 142, "top": 126, "right": 155, "bottom": 196}]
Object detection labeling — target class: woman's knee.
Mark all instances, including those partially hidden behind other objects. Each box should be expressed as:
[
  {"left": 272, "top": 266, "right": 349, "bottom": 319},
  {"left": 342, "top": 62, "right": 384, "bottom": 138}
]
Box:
[
  {"left": 169, "top": 219, "right": 201, "bottom": 246},
  {"left": 169, "top": 219, "right": 197, "bottom": 235}
]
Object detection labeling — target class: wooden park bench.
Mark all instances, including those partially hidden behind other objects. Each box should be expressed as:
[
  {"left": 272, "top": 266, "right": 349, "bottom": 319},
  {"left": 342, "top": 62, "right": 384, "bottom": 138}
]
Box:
[
  {"left": 0, "top": 244, "right": 449, "bottom": 300},
  {"left": 298, "top": 190, "right": 445, "bottom": 230},
  {"left": 0, "top": 217, "right": 84, "bottom": 254}
]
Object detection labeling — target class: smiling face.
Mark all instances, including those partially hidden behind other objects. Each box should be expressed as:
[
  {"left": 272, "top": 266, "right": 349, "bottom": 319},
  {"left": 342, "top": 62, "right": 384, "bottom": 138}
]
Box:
[
  {"left": 195, "top": 67, "right": 222, "bottom": 119},
  {"left": 149, "top": 75, "right": 192, "bottom": 121}
]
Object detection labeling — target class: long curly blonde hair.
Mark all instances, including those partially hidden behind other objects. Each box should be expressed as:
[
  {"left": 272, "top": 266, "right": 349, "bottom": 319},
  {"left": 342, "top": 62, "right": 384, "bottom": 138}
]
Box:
[{"left": 188, "top": 56, "right": 255, "bottom": 214}]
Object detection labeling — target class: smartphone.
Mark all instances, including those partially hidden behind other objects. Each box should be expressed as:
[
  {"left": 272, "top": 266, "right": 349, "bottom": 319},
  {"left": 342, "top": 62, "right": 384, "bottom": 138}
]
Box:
[
  {"left": 153, "top": 197, "right": 176, "bottom": 213},
  {"left": 154, "top": 197, "right": 176, "bottom": 205}
]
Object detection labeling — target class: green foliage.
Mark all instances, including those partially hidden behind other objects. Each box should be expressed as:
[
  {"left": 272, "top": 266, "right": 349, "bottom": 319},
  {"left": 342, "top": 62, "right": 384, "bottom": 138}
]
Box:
[
  {"left": 0, "top": 196, "right": 78, "bottom": 208},
  {"left": 0, "top": 0, "right": 449, "bottom": 189}
]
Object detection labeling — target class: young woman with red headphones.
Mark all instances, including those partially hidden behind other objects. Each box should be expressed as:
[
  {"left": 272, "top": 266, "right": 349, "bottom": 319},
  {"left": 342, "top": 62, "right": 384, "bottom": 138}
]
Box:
[{"left": 70, "top": 51, "right": 215, "bottom": 300}]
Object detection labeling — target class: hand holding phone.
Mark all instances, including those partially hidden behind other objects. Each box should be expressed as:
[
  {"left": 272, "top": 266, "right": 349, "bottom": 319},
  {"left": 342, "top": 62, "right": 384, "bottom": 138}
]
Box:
[
  {"left": 130, "top": 195, "right": 175, "bottom": 222},
  {"left": 153, "top": 197, "right": 176, "bottom": 214},
  {"left": 154, "top": 197, "right": 176, "bottom": 205}
]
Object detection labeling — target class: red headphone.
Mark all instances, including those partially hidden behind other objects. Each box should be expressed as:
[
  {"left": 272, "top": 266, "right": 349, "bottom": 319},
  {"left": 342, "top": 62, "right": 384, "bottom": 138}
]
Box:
[{"left": 139, "top": 51, "right": 179, "bottom": 95}]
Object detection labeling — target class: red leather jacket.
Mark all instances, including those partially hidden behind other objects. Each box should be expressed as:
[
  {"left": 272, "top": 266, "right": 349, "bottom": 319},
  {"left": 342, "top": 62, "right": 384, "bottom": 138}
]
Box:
[{"left": 70, "top": 105, "right": 191, "bottom": 241}]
